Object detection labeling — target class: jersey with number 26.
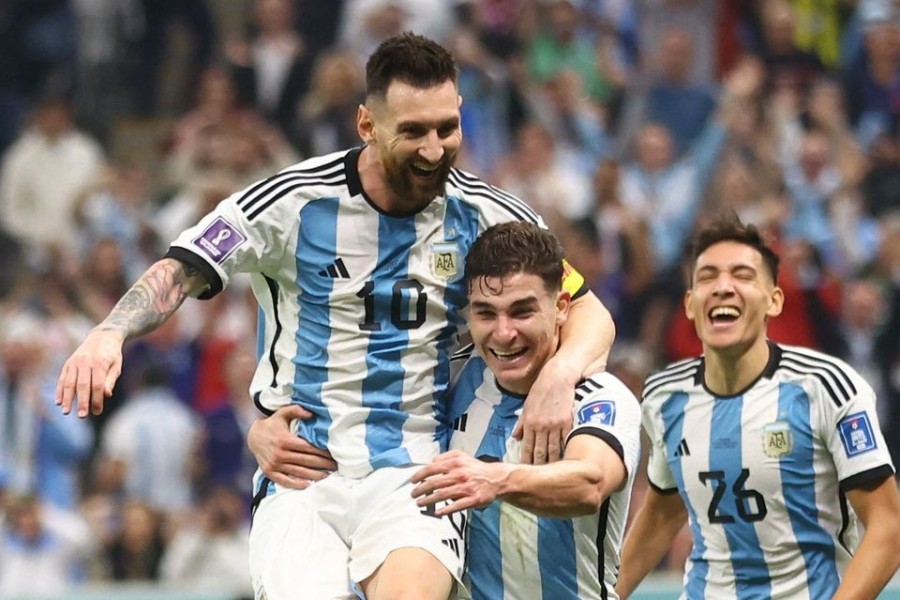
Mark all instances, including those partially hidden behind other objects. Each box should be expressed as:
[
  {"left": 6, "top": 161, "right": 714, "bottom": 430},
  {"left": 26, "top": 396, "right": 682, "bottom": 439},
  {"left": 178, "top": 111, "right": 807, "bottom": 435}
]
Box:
[
  {"left": 642, "top": 341, "right": 895, "bottom": 600},
  {"left": 166, "top": 148, "right": 546, "bottom": 477}
]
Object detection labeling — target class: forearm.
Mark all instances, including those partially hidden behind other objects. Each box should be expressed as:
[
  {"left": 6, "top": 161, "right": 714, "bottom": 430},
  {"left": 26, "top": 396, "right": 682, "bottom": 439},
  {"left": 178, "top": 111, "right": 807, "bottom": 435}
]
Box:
[
  {"left": 832, "top": 522, "right": 900, "bottom": 599},
  {"left": 95, "top": 258, "right": 207, "bottom": 340},
  {"left": 617, "top": 496, "right": 686, "bottom": 598},
  {"left": 497, "top": 460, "right": 607, "bottom": 518},
  {"left": 559, "top": 292, "right": 615, "bottom": 377}
]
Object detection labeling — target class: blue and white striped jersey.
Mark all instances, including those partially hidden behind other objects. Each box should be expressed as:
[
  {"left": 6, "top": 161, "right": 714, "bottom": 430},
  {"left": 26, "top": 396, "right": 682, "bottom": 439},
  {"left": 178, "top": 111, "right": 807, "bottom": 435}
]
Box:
[
  {"left": 642, "top": 341, "right": 896, "bottom": 600},
  {"left": 449, "top": 355, "right": 641, "bottom": 600},
  {"left": 166, "top": 148, "right": 545, "bottom": 477}
]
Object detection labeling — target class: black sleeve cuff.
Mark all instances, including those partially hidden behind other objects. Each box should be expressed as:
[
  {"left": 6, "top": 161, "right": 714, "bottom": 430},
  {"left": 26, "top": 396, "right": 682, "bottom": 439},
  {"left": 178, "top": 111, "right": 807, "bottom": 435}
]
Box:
[
  {"left": 165, "top": 246, "right": 224, "bottom": 300},
  {"left": 649, "top": 480, "right": 680, "bottom": 495},
  {"left": 568, "top": 427, "right": 625, "bottom": 463},
  {"left": 839, "top": 464, "right": 896, "bottom": 493}
]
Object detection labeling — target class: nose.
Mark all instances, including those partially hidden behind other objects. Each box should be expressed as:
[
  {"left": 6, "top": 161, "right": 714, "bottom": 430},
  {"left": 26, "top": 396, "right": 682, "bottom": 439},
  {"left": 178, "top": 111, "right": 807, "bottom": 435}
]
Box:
[
  {"left": 712, "top": 273, "right": 735, "bottom": 296},
  {"left": 493, "top": 314, "right": 517, "bottom": 344},
  {"left": 419, "top": 131, "right": 445, "bottom": 164}
]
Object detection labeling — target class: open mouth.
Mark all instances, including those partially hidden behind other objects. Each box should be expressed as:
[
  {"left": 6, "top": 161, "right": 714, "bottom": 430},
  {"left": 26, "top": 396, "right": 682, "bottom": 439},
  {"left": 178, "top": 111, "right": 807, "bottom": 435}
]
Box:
[
  {"left": 410, "top": 163, "right": 439, "bottom": 178},
  {"left": 490, "top": 348, "right": 528, "bottom": 361},
  {"left": 708, "top": 306, "right": 741, "bottom": 326}
]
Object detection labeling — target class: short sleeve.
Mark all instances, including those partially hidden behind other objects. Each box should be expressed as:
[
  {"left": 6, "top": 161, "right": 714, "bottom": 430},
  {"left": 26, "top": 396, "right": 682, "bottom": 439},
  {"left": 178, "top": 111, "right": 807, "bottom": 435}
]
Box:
[{"left": 642, "top": 399, "right": 678, "bottom": 492}]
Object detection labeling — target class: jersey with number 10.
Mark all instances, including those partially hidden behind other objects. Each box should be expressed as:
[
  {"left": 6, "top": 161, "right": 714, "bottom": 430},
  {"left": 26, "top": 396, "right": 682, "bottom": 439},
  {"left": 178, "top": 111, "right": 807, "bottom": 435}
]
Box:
[
  {"left": 642, "top": 341, "right": 895, "bottom": 600},
  {"left": 166, "top": 148, "right": 547, "bottom": 477}
]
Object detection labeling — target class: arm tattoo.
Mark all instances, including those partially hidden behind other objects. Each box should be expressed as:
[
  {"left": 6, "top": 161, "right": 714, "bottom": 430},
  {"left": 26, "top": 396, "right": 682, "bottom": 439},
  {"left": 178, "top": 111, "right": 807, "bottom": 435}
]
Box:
[{"left": 96, "top": 259, "right": 204, "bottom": 339}]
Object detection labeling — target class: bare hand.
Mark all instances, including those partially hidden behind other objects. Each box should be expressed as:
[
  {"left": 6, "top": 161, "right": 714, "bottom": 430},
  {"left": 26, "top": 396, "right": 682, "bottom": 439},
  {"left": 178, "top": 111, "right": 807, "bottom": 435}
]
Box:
[
  {"left": 513, "top": 357, "right": 577, "bottom": 464},
  {"left": 55, "top": 329, "right": 126, "bottom": 418},
  {"left": 247, "top": 405, "right": 336, "bottom": 489},
  {"left": 410, "top": 450, "right": 509, "bottom": 516}
]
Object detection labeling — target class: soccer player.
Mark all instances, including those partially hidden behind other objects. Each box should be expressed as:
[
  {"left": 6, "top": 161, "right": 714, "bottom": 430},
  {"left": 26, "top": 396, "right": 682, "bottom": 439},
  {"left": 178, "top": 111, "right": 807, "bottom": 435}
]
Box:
[
  {"left": 410, "top": 221, "right": 641, "bottom": 599},
  {"left": 617, "top": 215, "right": 900, "bottom": 599},
  {"left": 55, "top": 33, "right": 615, "bottom": 600}
]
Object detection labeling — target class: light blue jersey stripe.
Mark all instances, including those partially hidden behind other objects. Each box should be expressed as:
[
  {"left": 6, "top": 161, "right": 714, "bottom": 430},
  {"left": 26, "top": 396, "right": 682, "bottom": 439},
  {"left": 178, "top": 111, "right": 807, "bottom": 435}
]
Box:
[
  {"left": 432, "top": 197, "right": 481, "bottom": 450},
  {"left": 538, "top": 517, "right": 577, "bottom": 598},
  {"left": 294, "top": 198, "right": 341, "bottom": 449},
  {"left": 778, "top": 383, "right": 839, "bottom": 598},
  {"left": 256, "top": 306, "right": 265, "bottom": 361},
  {"left": 362, "top": 214, "right": 418, "bottom": 469},
  {"left": 470, "top": 502, "right": 504, "bottom": 600},
  {"left": 710, "top": 397, "right": 770, "bottom": 598},
  {"left": 662, "top": 392, "right": 708, "bottom": 599}
]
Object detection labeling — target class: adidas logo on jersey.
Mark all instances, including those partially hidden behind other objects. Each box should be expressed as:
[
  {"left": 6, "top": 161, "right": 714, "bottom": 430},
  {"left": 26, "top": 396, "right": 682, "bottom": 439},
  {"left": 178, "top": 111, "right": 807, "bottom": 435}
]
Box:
[
  {"left": 674, "top": 438, "right": 691, "bottom": 457},
  {"left": 318, "top": 258, "right": 350, "bottom": 279},
  {"left": 452, "top": 413, "right": 468, "bottom": 432}
]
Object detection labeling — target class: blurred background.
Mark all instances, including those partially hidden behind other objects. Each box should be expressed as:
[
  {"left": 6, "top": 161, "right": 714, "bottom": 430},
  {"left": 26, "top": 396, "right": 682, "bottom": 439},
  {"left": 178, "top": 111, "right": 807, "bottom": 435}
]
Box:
[{"left": 0, "top": 0, "right": 899, "bottom": 597}]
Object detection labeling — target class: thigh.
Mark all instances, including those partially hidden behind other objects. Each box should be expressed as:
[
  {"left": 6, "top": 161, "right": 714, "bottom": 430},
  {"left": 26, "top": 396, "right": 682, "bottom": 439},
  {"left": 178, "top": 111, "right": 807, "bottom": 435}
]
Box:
[
  {"left": 350, "top": 467, "right": 467, "bottom": 599},
  {"left": 249, "top": 482, "right": 356, "bottom": 600}
]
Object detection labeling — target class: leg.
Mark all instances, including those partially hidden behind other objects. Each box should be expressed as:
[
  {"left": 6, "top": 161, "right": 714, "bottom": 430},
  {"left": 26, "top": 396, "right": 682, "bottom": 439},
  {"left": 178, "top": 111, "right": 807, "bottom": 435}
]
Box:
[
  {"left": 350, "top": 467, "right": 466, "bottom": 600},
  {"left": 360, "top": 547, "right": 453, "bottom": 600},
  {"left": 249, "top": 476, "right": 355, "bottom": 600}
]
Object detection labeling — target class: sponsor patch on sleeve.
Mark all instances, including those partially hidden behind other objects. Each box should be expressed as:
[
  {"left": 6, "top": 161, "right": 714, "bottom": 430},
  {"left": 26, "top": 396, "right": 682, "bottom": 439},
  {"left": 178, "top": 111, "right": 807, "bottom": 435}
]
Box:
[
  {"left": 577, "top": 400, "right": 616, "bottom": 426},
  {"left": 192, "top": 217, "right": 246, "bottom": 264},
  {"left": 838, "top": 412, "right": 877, "bottom": 457}
]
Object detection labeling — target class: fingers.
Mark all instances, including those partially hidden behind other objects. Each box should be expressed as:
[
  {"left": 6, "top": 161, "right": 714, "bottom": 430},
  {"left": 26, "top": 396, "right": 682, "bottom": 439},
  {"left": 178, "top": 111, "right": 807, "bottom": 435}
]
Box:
[
  {"left": 547, "top": 429, "right": 564, "bottom": 463},
  {"left": 519, "top": 427, "right": 536, "bottom": 464},
  {"left": 56, "top": 364, "right": 75, "bottom": 415},
  {"left": 531, "top": 429, "right": 550, "bottom": 465}
]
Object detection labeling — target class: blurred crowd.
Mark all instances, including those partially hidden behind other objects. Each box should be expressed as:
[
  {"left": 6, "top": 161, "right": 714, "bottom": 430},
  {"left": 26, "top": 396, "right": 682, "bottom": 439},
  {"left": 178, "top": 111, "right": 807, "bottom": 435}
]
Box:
[{"left": 0, "top": 0, "right": 899, "bottom": 596}]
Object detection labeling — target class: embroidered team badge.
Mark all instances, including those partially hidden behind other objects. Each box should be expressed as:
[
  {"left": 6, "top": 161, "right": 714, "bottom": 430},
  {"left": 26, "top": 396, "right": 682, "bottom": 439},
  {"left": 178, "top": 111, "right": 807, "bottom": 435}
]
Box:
[
  {"left": 577, "top": 400, "right": 616, "bottom": 426},
  {"left": 431, "top": 242, "right": 459, "bottom": 280},
  {"left": 192, "top": 217, "right": 246, "bottom": 263},
  {"left": 838, "top": 412, "right": 877, "bottom": 457},
  {"left": 762, "top": 421, "right": 792, "bottom": 458}
]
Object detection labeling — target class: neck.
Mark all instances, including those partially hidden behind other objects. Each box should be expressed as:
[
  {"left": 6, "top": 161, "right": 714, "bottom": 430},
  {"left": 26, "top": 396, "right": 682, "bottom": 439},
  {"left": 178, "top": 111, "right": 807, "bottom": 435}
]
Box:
[
  {"left": 702, "top": 337, "right": 770, "bottom": 396},
  {"left": 358, "top": 145, "right": 396, "bottom": 212}
]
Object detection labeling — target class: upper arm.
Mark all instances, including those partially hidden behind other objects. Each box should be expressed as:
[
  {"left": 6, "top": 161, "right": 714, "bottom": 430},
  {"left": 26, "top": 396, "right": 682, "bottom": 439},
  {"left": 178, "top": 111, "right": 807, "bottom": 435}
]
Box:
[
  {"left": 845, "top": 475, "right": 900, "bottom": 529},
  {"left": 564, "top": 433, "right": 627, "bottom": 496}
]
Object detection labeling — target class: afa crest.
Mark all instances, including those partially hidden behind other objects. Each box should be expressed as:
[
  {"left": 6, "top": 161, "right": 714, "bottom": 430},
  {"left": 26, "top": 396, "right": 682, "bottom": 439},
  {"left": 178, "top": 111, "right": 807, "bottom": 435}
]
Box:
[
  {"left": 763, "top": 421, "right": 792, "bottom": 458},
  {"left": 431, "top": 242, "right": 459, "bottom": 280}
]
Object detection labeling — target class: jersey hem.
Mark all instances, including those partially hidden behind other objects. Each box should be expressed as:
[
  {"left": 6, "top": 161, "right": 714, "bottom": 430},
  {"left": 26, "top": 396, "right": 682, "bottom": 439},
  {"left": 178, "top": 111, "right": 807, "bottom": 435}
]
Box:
[
  {"left": 839, "top": 464, "right": 896, "bottom": 492},
  {"left": 648, "top": 480, "right": 680, "bottom": 495},
  {"left": 568, "top": 427, "right": 625, "bottom": 462},
  {"left": 164, "top": 246, "right": 224, "bottom": 299}
]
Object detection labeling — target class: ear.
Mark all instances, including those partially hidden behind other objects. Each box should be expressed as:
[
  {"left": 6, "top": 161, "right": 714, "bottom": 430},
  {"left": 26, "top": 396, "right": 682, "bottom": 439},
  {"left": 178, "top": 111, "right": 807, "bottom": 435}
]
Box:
[
  {"left": 767, "top": 285, "right": 785, "bottom": 318},
  {"left": 357, "top": 104, "right": 375, "bottom": 144},
  {"left": 458, "top": 94, "right": 463, "bottom": 109},
  {"left": 556, "top": 289, "right": 572, "bottom": 328},
  {"left": 684, "top": 290, "right": 695, "bottom": 321}
]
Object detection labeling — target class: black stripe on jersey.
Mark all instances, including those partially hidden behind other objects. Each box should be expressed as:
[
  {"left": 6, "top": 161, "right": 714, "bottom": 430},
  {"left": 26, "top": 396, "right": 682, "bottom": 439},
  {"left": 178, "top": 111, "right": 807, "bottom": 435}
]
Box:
[
  {"left": 250, "top": 476, "right": 272, "bottom": 522},
  {"left": 253, "top": 391, "right": 273, "bottom": 416},
  {"left": 239, "top": 169, "right": 346, "bottom": 214},
  {"left": 447, "top": 169, "right": 541, "bottom": 224},
  {"left": 642, "top": 358, "right": 701, "bottom": 399},
  {"left": 236, "top": 155, "right": 345, "bottom": 211},
  {"left": 245, "top": 173, "right": 348, "bottom": 221},
  {"left": 781, "top": 347, "right": 857, "bottom": 394},
  {"left": 574, "top": 377, "right": 605, "bottom": 402},
  {"left": 779, "top": 350, "right": 857, "bottom": 408},
  {"left": 451, "top": 342, "right": 475, "bottom": 363},
  {"left": 263, "top": 275, "right": 283, "bottom": 389},
  {"left": 596, "top": 496, "right": 611, "bottom": 600},
  {"left": 837, "top": 488, "right": 852, "bottom": 557},
  {"left": 648, "top": 480, "right": 680, "bottom": 495}
]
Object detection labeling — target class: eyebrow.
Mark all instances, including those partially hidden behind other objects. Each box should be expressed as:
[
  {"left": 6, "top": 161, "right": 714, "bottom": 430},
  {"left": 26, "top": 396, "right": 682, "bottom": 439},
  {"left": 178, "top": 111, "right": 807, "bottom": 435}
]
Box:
[
  {"left": 470, "top": 296, "right": 540, "bottom": 311},
  {"left": 396, "top": 116, "right": 460, "bottom": 131}
]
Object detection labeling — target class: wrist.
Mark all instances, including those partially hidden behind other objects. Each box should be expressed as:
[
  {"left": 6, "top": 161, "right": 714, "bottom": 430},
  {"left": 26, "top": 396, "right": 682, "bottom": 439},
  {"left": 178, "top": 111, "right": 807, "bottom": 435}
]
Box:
[{"left": 493, "top": 462, "right": 519, "bottom": 501}]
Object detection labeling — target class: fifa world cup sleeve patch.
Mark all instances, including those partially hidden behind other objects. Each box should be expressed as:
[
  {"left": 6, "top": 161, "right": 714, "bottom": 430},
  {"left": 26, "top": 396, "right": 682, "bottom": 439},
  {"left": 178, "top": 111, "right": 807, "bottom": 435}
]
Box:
[
  {"left": 192, "top": 217, "right": 246, "bottom": 263},
  {"left": 561, "top": 259, "right": 586, "bottom": 297},
  {"left": 838, "top": 412, "right": 877, "bottom": 457},
  {"left": 577, "top": 400, "right": 616, "bottom": 426}
]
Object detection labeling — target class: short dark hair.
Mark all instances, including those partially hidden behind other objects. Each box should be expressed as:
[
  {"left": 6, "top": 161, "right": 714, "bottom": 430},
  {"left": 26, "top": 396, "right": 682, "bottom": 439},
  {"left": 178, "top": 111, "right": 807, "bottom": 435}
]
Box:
[
  {"left": 365, "top": 32, "right": 458, "bottom": 100},
  {"left": 464, "top": 222, "right": 565, "bottom": 295},
  {"left": 689, "top": 213, "right": 780, "bottom": 284}
]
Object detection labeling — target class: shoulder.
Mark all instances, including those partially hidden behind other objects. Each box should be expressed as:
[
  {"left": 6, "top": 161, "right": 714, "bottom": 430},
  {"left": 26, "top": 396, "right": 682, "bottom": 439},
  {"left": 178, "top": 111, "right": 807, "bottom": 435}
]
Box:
[
  {"left": 641, "top": 356, "right": 703, "bottom": 403},
  {"left": 773, "top": 343, "right": 867, "bottom": 409},
  {"left": 576, "top": 372, "right": 639, "bottom": 407},
  {"left": 445, "top": 167, "right": 544, "bottom": 225}
]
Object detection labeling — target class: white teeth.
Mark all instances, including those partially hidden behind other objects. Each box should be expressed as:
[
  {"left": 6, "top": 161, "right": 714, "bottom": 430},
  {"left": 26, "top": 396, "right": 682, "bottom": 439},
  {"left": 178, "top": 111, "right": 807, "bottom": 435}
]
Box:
[
  {"left": 493, "top": 348, "right": 525, "bottom": 359},
  {"left": 412, "top": 164, "right": 437, "bottom": 173},
  {"left": 710, "top": 307, "right": 740, "bottom": 318}
]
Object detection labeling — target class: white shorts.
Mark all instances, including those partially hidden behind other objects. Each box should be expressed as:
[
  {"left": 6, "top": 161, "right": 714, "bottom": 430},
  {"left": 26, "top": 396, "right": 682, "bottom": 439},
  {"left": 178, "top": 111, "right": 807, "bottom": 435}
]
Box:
[{"left": 248, "top": 465, "right": 467, "bottom": 600}]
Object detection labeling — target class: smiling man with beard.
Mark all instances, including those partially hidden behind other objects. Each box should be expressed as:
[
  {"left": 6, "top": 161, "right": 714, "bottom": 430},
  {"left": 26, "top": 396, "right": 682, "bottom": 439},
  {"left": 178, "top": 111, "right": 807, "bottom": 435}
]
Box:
[
  {"left": 55, "top": 32, "right": 615, "bottom": 600},
  {"left": 617, "top": 214, "right": 900, "bottom": 600}
]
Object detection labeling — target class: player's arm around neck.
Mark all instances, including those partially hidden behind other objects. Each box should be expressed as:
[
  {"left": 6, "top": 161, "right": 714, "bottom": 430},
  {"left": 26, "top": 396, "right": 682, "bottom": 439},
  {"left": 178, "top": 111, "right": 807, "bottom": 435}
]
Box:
[
  {"left": 832, "top": 476, "right": 900, "bottom": 600},
  {"left": 56, "top": 258, "right": 209, "bottom": 418},
  {"left": 519, "top": 291, "right": 615, "bottom": 464},
  {"left": 616, "top": 486, "right": 688, "bottom": 600}
]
